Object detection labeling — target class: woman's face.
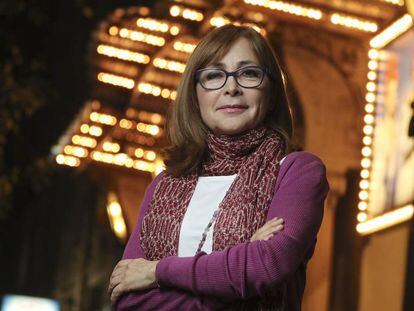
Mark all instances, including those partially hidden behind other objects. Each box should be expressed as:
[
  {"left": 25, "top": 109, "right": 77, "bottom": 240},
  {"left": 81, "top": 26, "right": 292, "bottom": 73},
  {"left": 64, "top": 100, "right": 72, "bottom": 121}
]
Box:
[{"left": 196, "top": 37, "right": 270, "bottom": 136}]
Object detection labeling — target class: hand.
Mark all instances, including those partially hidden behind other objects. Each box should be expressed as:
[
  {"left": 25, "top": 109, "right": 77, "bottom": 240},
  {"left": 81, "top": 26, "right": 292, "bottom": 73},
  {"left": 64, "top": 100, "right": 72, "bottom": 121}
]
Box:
[
  {"left": 108, "top": 258, "right": 160, "bottom": 305},
  {"left": 250, "top": 217, "right": 284, "bottom": 242}
]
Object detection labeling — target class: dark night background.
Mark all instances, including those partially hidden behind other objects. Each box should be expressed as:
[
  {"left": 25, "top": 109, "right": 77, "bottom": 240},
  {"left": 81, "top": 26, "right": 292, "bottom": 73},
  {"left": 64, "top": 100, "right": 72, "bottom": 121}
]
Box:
[{"left": 0, "top": 0, "right": 151, "bottom": 309}]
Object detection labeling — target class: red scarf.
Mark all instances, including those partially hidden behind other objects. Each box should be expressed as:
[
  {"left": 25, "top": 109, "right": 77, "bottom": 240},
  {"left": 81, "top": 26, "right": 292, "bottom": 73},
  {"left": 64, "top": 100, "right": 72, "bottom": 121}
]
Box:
[{"left": 140, "top": 126, "right": 285, "bottom": 261}]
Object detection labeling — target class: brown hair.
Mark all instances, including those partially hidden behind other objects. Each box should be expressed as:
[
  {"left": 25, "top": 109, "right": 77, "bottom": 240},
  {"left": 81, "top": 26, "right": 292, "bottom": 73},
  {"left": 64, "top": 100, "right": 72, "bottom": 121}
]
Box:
[{"left": 162, "top": 24, "right": 293, "bottom": 176}]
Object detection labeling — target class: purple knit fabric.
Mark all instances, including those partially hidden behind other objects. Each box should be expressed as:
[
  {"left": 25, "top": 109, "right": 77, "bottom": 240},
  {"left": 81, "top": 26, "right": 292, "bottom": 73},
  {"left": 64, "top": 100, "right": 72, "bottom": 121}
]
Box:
[{"left": 116, "top": 151, "right": 330, "bottom": 310}]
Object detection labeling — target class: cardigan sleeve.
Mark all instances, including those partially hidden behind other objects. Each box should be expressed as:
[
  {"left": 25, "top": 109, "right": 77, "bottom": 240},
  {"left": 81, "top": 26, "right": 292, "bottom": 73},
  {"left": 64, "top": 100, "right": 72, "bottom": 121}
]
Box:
[
  {"left": 116, "top": 172, "right": 228, "bottom": 310},
  {"left": 155, "top": 152, "right": 330, "bottom": 300}
]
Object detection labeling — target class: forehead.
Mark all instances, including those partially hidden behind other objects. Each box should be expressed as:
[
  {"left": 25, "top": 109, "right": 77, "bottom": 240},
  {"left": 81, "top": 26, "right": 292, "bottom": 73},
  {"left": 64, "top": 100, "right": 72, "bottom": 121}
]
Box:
[{"left": 208, "top": 37, "right": 259, "bottom": 68}]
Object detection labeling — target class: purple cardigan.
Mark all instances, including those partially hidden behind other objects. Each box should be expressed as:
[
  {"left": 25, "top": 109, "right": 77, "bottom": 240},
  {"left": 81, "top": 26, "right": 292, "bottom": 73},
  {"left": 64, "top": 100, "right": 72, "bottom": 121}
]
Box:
[{"left": 117, "top": 151, "right": 329, "bottom": 310}]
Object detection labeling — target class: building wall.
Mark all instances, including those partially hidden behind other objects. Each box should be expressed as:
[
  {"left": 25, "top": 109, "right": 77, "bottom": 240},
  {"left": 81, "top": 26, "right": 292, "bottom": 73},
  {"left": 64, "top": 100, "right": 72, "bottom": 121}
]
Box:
[{"left": 358, "top": 223, "right": 410, "bottom": 311}]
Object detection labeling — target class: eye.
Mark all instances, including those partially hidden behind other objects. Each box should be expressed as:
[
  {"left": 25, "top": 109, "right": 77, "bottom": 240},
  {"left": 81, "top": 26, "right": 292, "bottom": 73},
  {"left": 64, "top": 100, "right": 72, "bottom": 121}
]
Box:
[
  {"left": 240, "top": 68, "right": 261, "bottom": 78},
  {"left": 204, "top": 70, "right": 224, "bottom": 80}
]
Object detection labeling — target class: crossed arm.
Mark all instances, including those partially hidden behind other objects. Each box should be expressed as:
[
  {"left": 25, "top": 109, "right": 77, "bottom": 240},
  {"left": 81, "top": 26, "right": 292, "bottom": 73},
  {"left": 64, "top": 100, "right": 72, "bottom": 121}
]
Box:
[{"left": 112, "top": 153, "right": 329, "bottom": 310}]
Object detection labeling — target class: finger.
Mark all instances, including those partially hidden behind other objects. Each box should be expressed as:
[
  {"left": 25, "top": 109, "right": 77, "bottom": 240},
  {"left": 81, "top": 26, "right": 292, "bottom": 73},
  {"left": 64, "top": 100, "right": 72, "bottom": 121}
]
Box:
[
  {"left": 108, "top": 275, "right": 123, "bottom": 295},
  {"left": 268, "top": 224, "right": 284, "bottom": 234},
  {"left": 257, "top": 221, "right": 283, "bottom": 234},
  {"left": 269, "top": 218, "right": 284, "bottom": 224},
  {"left": 110, "top": 283, "right": 124, "bottom": 304},
  {"left": 262, "top": 218, "right": 284, "bottom": 229},
  {"left": 110, "top": 269, "right": 125, "bottom": 281},
  {"left": 259, "top": 224, "right": 284, "bottom": 237},
  {"left": 109, "top": 273, "right": 124, "bottom": 293}
]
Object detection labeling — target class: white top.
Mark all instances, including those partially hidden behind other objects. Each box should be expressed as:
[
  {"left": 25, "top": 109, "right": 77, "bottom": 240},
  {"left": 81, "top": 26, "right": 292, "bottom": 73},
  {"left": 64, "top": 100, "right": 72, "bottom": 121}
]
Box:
[{"left": 177, "top": 156, "right": 287, "bottom": 257}]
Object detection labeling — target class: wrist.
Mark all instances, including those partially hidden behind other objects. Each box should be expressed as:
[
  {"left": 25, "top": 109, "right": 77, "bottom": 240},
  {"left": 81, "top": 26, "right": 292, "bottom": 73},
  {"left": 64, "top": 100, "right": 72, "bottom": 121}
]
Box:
[{"left": 151, "top": 260, "right": 160, "bottom": 288}]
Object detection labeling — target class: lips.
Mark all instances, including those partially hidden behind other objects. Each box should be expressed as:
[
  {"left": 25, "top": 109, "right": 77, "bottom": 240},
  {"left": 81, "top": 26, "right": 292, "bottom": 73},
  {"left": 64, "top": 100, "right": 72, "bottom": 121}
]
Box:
[{"left": 217, "top": 105, "right": 248, "bottom": 110}]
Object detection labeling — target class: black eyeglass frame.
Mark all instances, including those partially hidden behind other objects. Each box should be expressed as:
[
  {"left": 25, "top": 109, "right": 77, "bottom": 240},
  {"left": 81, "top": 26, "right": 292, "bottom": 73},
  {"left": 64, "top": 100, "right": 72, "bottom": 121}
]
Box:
[{"left": 195, "top": 65, "right": 274, "bottom": 90}]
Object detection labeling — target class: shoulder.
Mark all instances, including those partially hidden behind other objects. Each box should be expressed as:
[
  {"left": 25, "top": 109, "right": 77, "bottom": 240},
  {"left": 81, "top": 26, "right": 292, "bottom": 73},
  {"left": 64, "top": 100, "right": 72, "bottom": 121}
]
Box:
[
  {"left": 282, "top": 151, "right": 325, "bottom": 170},
  {"left": 146, "top": 171, "right": 166, "bottom": 195},
  {"left": 276, "top": 151, "right": 328, "bottom": 190}
]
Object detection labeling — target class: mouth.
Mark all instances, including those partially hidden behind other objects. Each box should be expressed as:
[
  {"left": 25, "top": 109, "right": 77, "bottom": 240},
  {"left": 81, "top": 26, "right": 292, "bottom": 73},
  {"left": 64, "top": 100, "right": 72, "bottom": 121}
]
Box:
[{"left": 217, "top": 105, "right": 248, "bottom": 113}]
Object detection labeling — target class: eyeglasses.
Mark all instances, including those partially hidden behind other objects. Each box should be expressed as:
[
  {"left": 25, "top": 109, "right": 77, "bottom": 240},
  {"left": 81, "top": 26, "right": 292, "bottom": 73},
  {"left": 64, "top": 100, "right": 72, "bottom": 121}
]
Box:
[{"left": 195, "top": 66, "right": 269, "bottom": 90}]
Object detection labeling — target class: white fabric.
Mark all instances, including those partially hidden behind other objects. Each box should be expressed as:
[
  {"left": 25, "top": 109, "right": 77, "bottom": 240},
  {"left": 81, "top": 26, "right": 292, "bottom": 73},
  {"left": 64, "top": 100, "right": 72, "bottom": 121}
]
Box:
[{"left": 178, "top": 156, "right": 287, "bottom": 257}]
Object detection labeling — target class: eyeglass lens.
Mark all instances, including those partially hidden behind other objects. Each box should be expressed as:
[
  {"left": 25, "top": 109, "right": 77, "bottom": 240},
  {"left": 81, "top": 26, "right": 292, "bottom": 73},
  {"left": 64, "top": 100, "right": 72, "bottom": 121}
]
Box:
[{"left": 198, "top": 67, "right": 264, "bottom": 89}]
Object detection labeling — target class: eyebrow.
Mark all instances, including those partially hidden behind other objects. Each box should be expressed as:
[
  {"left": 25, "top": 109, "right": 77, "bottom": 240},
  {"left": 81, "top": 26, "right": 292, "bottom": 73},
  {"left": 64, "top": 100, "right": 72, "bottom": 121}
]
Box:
[{"left": 208, "top": 60, "right": 258, "bottom": 68}]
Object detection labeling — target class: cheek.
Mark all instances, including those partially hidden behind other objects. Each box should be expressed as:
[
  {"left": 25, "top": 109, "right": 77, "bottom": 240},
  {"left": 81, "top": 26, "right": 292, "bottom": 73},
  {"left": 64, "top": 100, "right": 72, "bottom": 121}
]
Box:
[{"left": 196, "top": 87, "right": 212, "bottom": 123}]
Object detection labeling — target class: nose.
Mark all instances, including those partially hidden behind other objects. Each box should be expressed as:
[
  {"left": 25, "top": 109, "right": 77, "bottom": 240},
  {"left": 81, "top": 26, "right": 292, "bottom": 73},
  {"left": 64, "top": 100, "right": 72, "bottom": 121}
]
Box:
[{"left": 224, "top": 75, "right": 242, "bottom": 96}]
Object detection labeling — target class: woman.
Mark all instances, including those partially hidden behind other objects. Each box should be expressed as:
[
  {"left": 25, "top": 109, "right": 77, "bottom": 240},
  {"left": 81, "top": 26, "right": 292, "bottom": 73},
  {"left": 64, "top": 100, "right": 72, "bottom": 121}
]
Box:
[{"left": 109, "top": 24, "right": 329, "bottom": 310}]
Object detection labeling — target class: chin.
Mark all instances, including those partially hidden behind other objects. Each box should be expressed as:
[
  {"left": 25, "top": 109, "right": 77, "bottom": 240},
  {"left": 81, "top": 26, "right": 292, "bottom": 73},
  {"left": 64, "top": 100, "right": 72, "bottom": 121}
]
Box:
[{"left": 214, "top": 125, "right": 253, "bottom": 136}]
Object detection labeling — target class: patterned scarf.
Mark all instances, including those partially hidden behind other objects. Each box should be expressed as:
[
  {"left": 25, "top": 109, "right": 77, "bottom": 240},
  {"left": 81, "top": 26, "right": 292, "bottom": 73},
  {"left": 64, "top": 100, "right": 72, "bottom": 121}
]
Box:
[{"left": 140, "top": 126, "right": 285, "bottom": 260}]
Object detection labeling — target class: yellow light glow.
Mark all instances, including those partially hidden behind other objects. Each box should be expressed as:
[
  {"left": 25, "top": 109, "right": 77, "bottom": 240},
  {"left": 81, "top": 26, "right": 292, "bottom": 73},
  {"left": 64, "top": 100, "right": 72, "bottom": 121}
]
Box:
[
  {"left": 55, "top": 154, "right": 81, "bottom": 167},
  {"left": 89, "top": 112, "right": 117, "bottom": 126},
  {"left": 358, "top": 201, "right": 368, "bottom": 211},
  {"left": 361, "top": 158, "right": 371, "bottom": 168},
  {"left": 153, "top": 58, "right": 186, "bottom": 73},
  {"left": 170, "top": 26, "right": 180, "bottom": 35},
  {"left": 109, "top": 26, "right": 119, "bottom": 36},
  {"left": 364, "top": 114, "right": 375, "bottom": 124},
  {"left": 366, "top": 82, "right": 377, "bottom": 92},
  {"left": 356, "top": 205, "right": 414, "bottom": 235},
  {"left": 64, "top": 145, "right": 89, "bottom": 158},
  {"left": 135, "top": 122, "right": 161, "bottom": 136},
  {"left": 210, "top": 16, "right": 231, "bottom": 27},
  {"left": 112, "top": 27, "right": 166, "bottom": 46},
  {"left": 361, "top": 169, "right": 370, "bottom": 179},
  {"left": 380, "top": 0, "right": 404, "bottom": 5},
  {"left": 91, "top": 149, "right": 160, "bottom": 173},
  {"left": 113, "top": 219, "right": 127, "bottom": 236},
  {"left": 136, "top": 123, "right": 146, "bottom": 132},
  {"left": 365, "top": 103, "right": 375, "bottom": 113},
  {"left": 113, "top": 153, "right": 128, "bottom": 166},
  {"left": 363, "top": 136, "right": 372, "bottom": 145},
  {"left": 136, "top": 18, "right": 180, "bottom": 36},
  {"left": 368, "top": 49, "right": 379, "bottom": 59},
  {"left": 145, "top": 151, "right": 156, "bottom": 161},
  {"left": 150, "top": 113, "right": 163, "bottom": 124},
  {"left": 97, "top": 44, "right": 150, "bottom": 64},
  {"left": 330, "top": 13, "right": 378, "bottom": 32},
  {"left": 357, "top": 212, "right": 368, "bottom": 222},
  {"left": 97, "top": 72, "right": 135, "bottom": 89},
  {"left": 80, "top": 124, "right": 89, "bottom": 134},
  {"left": 173, "top": 41, "right": 196, "bottom": 54},
  {"left": 367, "top": 71, "right": 377, "bottom": 81},
  {"left": 169, "top": 5, "right": 204, "bottom": 21},
  {"left": 136, "top": 18, "right": 170, "bottom": 33},
  {"left": 366, "top": 92, "right": 376, "bottom": 103},
  {"left": 170, "top": 5, "right": 180, "bottom": 17},
  {"left": 138, "top": 82, "right": 176, "bottom": 100},
  {"left": 244, "top": 0, "right": 322, "bottom": 20},
  {"left": 363, "top": 125, "right": 374, "bottom": 135},
  {"left": 133, "top": 160, "right": 155, "bottom": 172},
  {"left": 106, "top": 192, "right": 127, "bottom": 240},
  {"left": 368, "top": 60, "right": 378, "bottom": 70},
  {"left": 108, "top": 201, "right": 122, "bottom": 217},
  {"left": 72, "top": 135, "right": 97, "bottom": 148},
  {"left": 120, "top": 119, "right": 134, "bottom": 129},
  {"left": 359, "top": 190, "right": 369, "bottom": 200},
  {"left": 89, "top": 125, "right": 103, "bottom": 137},
  {"left": 359, "top": 179, "right": 370, "bottom": 190},
  {"left": 361, "top": 146, "right": 372, "bottom": 157},
  {"left": 135, "top": 148, "right": 144, "bottom": 158},
  {"left": 370, "top": 14, "right": 413, "bottom": 48},
  {"left": 103, "top": 141, "right": 120, "bottom": 153}
]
